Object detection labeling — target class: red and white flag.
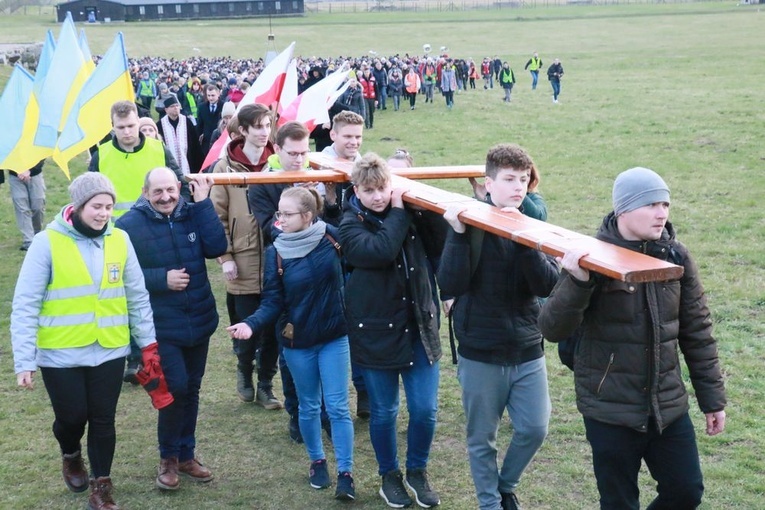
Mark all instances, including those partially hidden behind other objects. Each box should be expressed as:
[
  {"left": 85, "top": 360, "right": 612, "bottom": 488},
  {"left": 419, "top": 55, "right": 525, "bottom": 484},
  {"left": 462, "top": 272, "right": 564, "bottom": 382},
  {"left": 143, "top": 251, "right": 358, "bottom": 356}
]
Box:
[
  {"left": 277, "top": 59, "right": 299, "bottom": 119},
  {"left": 201, "top": 42, "right": 295, "bottom": 169},
  {"left": 278, "top": 67, "right": 350, "bottom": 133}
]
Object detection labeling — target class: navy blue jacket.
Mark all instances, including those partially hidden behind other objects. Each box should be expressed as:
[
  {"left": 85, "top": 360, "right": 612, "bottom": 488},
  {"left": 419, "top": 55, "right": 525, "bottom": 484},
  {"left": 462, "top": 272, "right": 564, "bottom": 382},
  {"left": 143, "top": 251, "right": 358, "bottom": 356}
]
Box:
[
  {"left": 116, "top": 196, "right": 227, "bottom": 346},
  {"left": 243, "top": 224, "right": 347, "bottom": 349}
]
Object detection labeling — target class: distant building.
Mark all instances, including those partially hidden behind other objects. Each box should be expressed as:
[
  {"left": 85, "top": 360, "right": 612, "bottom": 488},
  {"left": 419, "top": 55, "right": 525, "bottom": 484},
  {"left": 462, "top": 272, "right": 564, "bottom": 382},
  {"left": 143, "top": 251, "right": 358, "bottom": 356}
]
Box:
[{"left": 55, "top": 0, "right": 304, "bottom": 23}]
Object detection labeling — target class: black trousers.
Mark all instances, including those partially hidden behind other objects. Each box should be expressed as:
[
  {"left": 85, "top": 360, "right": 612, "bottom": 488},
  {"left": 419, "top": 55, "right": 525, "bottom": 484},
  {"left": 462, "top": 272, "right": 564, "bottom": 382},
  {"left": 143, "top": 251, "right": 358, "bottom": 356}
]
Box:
[
  {"left": 41, "top": 357, "right": 124, "bottom": 478},
  {"left": 584, "top": 412, "right": 704, "bottom": 510},
  {"left": 227, "top": 292, "right": 278, "bottom": 384}
]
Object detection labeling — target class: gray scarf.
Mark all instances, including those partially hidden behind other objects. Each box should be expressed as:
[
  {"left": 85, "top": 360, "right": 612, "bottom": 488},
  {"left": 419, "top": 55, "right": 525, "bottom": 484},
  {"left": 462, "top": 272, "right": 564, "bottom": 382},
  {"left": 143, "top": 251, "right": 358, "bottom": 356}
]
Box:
[{"left": 273, "top": 221, "right": 327, "bottom": 260}]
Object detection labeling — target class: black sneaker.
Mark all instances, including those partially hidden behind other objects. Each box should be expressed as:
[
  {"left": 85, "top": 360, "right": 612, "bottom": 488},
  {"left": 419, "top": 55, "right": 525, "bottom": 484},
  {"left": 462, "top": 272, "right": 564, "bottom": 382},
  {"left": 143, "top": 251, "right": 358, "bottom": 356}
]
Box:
[
  {"left": 501, "top": 492, "right": 521, "bottom": 510},
  {"left": 405, "top": 468, "right": 440, "bottom": 508},
  {"left": 335, "top": 471, "right": 355, "bottom": 501},
  {"left": 289, "top": 414, "right": 304, "bottom": 444},
  {"left": 379, "top": 469, "right": 413, "bottom": 508},
  {"left": 309, "top": 459, "right": 331, "bottom": 490}
]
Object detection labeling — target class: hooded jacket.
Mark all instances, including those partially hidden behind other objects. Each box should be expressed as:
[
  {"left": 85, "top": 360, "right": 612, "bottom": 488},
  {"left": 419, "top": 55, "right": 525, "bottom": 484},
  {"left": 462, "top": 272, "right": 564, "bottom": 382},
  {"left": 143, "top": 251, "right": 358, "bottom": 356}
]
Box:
[
  {"left": 11, "top": 206, "right": 156, "bottom": 373},
  {"left": 115, "top": 195, "right": 227, "bottom": 346},
  {"left": 539, "top": 214, "right": 726, "bottom": 432},
  {"left": 338, "top": 189, "right": 445, "bottom": 369},
  {"left": 210, "top": 137, "right": 274, "bottom": 294}
]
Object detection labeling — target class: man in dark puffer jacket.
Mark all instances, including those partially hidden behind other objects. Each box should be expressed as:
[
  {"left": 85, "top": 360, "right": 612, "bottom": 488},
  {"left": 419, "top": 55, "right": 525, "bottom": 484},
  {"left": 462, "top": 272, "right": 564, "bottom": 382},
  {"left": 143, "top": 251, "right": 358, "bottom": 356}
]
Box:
[
  {"left": 116, "top": 167, "right": 227, "bottom": 492},
  {"left": 539, "top": 167, "right": 726, "bottom": 510}
]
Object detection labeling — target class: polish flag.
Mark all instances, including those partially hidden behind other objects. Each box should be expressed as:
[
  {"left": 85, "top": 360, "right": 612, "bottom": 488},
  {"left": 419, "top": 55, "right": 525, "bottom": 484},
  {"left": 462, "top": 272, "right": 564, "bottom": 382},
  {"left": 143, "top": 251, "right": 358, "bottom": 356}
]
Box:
[
  {"left": 201, "top": 42, "right": 295, "bottom": 170},
  {"left": 278, "top": 67, "right": 351, "bottom": 133},
  {"left": 277, "top": 59, "right": 299, "bottom": 119}
]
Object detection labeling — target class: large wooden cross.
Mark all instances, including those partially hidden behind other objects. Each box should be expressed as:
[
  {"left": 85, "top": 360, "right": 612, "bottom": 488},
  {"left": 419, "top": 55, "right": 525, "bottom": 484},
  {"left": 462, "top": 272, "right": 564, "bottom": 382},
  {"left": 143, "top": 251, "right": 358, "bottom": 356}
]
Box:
[{"left": 193, "top": 153, "right": 683, "bottom": 283}]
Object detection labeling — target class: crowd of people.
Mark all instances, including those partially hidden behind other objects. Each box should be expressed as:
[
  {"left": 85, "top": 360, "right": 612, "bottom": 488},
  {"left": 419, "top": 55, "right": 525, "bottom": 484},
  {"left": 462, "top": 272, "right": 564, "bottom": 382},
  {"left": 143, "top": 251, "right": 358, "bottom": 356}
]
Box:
[{"left": 9, "top": 78, "right": 726, "bottom": 510}]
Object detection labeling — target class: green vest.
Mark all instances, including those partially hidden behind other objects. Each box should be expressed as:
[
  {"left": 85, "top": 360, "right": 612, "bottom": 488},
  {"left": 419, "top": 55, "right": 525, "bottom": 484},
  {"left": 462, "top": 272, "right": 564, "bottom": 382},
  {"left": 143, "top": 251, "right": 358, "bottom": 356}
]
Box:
[
  {"left": 529, "top": 57, "right": 541, "bottom": 71},
  {"left": 98, "top": 137, "right": 166, "bottom": 217},
  {"left": 138, "top": 79, "right": 154, "bottom": 97},
  {"left": 185, "top": 91, "right": 198, "bottom": 118},
  {"left": 37, "top": 229, "right": 130, "bottom": 350}
]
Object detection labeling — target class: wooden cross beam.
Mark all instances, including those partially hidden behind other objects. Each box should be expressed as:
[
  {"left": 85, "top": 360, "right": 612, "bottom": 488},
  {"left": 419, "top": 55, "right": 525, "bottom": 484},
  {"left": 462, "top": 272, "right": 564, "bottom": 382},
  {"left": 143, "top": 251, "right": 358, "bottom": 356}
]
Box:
[{"left": 190, "top": 153, "right": 683, "bottom": 283}]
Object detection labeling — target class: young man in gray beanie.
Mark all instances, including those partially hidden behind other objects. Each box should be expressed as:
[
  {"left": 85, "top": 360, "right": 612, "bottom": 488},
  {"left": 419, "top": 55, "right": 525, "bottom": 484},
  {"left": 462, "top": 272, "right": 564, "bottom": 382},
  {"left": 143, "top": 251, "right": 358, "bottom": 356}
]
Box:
[{"left": 539, "top": 167, "right": 727, "bottom": 509}]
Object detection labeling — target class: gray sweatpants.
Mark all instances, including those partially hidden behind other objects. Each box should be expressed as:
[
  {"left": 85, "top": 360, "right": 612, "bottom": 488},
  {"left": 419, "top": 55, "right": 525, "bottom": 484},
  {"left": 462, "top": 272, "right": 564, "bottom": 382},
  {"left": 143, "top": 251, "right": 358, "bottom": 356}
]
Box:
[
  {"left": 457, "top": 355, "right": 551, "bottom": 510},
  {"left": 10, "top": 173, "right": 46, "bottom": 248}
]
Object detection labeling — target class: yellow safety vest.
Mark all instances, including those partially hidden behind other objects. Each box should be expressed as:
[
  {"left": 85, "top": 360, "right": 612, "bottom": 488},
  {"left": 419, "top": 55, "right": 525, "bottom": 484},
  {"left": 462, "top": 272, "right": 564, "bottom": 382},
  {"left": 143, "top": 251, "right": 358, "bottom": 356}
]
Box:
[
  {"left": 138, "top": 79, "right": 154, "bottom": 97},
  {"left": 98, "top": 137, "right": 166, "bottom": 217},
  {"left": 529, "top": 57, "right": 541, "bottom": 71},
  {"left": 37, "top": 229, "right": 130, "bottom": 350}
]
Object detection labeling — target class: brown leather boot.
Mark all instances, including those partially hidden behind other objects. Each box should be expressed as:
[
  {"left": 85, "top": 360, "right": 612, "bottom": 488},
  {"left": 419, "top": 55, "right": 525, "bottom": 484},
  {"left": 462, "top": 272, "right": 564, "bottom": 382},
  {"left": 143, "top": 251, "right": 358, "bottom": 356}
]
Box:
[
  {"left": 62, "top": 450, "right": 88, "bottom": 493},
  {"left": 87, "top": 477, "right": 119, "bottom": 510},
  {"left": 178, "top": 458, "right": 214, "bottom": 482},
  {"left": 156, "top": 457, "right": 180, "bottom": 490}
]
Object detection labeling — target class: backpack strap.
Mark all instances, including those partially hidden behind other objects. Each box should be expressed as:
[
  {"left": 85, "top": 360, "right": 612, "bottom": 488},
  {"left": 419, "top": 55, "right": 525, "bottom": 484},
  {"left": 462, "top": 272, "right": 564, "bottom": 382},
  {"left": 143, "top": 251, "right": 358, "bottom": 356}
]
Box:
[{"left": 276, "top": 232, "right": 341, "bottom": 277}]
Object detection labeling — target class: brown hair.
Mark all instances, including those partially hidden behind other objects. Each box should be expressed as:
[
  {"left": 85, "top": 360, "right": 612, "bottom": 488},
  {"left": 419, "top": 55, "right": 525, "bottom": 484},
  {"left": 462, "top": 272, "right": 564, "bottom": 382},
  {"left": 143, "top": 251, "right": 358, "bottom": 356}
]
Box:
[
  {"left": 110, "top": 100, "right": 137, "bottom": 121},
  {"left": 275, "top": 121, "right": 310, "bottom": 147},
  {"left": 237, "top": 103, "right": 272, "bottom": 131},
  {"left": 331, "top": 110, "right": 364, "bottom": 132},
  {"left": 485, "top": 143, "right": 540, "bottom": 192},
  {"left": 352, "top": 152, "right": 390, "bottom": 187},
  {"left": 280, "top": 186, "right": 323, "bottom": 220},
  {"left": 205, "top": 83, "right": 220, "bottom": 93}
]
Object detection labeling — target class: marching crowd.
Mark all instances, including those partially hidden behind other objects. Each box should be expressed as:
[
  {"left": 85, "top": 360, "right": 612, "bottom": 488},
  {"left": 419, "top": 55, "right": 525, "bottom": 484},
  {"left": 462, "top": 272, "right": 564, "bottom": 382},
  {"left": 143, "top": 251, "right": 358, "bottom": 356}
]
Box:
[{"left": 8, "top": 50, "right": 726, "bottom": 510}]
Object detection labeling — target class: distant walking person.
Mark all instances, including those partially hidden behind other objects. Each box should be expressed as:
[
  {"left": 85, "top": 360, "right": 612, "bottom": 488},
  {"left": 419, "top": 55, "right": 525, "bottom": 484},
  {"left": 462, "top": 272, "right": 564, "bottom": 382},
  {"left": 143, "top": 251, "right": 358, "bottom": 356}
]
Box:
[
  {"left": 3, "top": 159, "right": 46, "bottom": 251},
  {"left": 524, "top": 52, "right": 543, "bottom": 90},
  {"left": 547, "top": 58, "right": 564, "bottom": 103}
]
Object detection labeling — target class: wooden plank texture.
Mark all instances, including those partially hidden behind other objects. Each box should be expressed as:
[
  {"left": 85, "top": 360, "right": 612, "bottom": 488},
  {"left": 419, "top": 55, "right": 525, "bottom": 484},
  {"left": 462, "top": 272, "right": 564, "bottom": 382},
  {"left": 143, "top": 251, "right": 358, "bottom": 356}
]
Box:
[{"left": 190, "top": 153, "right": 683, "bottom": 282}]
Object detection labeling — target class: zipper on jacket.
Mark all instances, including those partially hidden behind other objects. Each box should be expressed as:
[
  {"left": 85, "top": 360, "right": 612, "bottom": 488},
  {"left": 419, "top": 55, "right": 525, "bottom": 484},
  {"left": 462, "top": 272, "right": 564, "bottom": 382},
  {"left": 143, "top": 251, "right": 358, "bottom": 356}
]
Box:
[{"left": 596, "top": 353, "right": 615, "bottom": 395}]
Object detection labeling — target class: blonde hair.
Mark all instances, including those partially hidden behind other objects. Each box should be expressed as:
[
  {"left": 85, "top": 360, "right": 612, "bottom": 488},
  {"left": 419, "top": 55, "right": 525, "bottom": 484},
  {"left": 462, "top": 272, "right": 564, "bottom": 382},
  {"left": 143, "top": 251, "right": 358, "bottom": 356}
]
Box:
[
  {"left": 352, "top": 152, "right": 390, "bottom": 187},
  {"left": 280, "top": 186, "right": 323, "bottom": 220}
]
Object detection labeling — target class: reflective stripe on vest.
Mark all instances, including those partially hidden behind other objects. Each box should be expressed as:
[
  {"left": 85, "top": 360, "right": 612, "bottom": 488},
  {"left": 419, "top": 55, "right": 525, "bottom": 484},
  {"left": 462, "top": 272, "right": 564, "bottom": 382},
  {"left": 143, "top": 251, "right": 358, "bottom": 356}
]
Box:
[
  {"left": 98, "top": 137, "right": 166, "bottom": 217},
  {"left": 37, "top": 229, "right": 130, "bottom": 350},
  {"left": 139, "top": 79, "right": 153, "bottom": 97}
]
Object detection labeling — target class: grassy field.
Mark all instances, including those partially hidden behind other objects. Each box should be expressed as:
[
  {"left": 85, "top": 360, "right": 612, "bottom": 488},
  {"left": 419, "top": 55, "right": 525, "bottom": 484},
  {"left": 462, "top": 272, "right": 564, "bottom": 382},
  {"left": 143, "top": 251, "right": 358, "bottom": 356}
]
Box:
[{"left": 1, "top": 4, "right": 764, "bottom": 509}]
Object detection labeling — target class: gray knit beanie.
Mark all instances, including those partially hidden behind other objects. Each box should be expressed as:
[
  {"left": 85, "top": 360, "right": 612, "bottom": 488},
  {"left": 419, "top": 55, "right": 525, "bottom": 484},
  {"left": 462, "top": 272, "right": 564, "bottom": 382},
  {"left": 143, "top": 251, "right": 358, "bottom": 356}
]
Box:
[
  {"left": 69, "top": 172, "right": 117, "bottom": 210},
  {"left": 612, "top": 167, "right": 670, "bottom": 216}
]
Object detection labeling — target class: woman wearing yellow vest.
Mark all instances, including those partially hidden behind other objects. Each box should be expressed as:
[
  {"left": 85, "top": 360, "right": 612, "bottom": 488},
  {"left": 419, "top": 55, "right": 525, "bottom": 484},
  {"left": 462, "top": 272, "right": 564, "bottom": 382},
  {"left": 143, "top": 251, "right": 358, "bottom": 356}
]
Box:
[{"left": 11, "top": 173, "right": 160, "bottom": 510}]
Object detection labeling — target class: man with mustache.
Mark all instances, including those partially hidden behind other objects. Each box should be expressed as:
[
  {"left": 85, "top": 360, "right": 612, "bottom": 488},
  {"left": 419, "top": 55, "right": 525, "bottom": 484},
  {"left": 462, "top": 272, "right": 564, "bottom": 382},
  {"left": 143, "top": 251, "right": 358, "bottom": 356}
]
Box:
[{"left": 115, "top": 167, "right": 227, "bottom": 492}]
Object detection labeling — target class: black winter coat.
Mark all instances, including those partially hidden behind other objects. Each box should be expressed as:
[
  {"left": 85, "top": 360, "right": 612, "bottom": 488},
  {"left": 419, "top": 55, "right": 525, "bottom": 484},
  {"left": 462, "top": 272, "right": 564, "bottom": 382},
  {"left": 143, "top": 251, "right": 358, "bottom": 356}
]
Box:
[
  {"left": 339, "top": 191, "right": 445, "bottom": 369},
  {"left": 539, "top": 214, "right": 726, "bottom": 432},
  {"left": 116, "top": 196, "right": 227, "bottom": 346},
  {"left": 438, "top": 227, "right": 559, "bottom": 365}
]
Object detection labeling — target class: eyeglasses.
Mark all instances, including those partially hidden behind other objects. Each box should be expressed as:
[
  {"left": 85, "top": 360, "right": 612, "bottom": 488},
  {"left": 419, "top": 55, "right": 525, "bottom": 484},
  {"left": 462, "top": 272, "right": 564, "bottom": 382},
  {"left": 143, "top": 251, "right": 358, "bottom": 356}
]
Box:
[
  {"left": 275, "top": 211, "right": 304, "bottom": 220},
  {"left": 285, "top": 151, "right": 310, "bottom": 159}
]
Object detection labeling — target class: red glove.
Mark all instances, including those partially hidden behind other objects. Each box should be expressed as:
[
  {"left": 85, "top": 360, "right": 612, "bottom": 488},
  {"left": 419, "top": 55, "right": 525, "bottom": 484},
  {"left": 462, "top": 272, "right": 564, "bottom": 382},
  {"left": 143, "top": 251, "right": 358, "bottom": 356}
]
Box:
[{"left": 135, "top": 343, "right": 174, "bottom": 410}]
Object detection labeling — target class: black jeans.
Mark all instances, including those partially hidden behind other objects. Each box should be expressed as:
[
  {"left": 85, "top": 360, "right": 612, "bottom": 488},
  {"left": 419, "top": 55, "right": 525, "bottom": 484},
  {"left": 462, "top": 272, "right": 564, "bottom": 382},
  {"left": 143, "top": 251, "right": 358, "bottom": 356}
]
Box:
[
  {"left": 41, "top": 357, "right": 124, "bottom": 478},
  {"left": 584, "top": 413, "right": 704, "bottom": 510},
  {"left": 227, "top": 292, "right": 278, "bottom": 384}
]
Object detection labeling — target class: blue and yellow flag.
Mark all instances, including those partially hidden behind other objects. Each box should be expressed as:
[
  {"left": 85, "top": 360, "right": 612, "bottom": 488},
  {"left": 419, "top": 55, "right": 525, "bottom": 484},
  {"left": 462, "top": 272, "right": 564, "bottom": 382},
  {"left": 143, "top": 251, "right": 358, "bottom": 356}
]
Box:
[
  {"left": 0, "top": 65, "right": 51, "bottom": 172},
  {"left": 79, "top": 29, "right": 96, "bottom": 73},
  {"left": 32, "top": 12, "right": 91, "bottom": 155},
  {"left": 53, "top": 33, "right": 133, "bottom": 177},
  {"left": 37, "top": 30, "right": 56, "bottom": 80}
]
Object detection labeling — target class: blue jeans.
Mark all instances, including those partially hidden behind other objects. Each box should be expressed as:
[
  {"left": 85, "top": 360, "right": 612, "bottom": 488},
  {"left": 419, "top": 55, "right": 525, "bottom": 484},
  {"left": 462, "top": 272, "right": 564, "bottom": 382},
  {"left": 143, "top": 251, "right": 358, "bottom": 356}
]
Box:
[
  {"left": 360, "top": 333, "right": 439, "bottom": 475},
  {"left": 551, "top": 79, "right": 561, "bottom": 100},
  {"left": 157, "top": 340, "right": 209, "bottom": 461},
  {"left": 530, "top": 70, "right": 539, "bottom": 89},
  {"left": 458, "top": 356, "right": 550, "bottom": 510},
  {"left": 585, "top": 413, "right": 704, "bottom": 510},
  {"left": 392, "top": 94, "right": 401, "bottom": 111},
  {"left": 283, "top": 337, "right": 354, "bottom": 473}
]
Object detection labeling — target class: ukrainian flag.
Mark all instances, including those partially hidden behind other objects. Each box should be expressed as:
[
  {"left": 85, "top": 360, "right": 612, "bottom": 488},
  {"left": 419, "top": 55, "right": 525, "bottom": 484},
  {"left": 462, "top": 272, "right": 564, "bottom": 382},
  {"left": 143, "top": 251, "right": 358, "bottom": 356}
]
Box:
[
  {"left": 79, "top": 29, "right": 96, "bottom": 73},
  {"left": 32, "top": 12, "right": 91, "bottom": 155},
  {"left": 53, "top": 33, "right": 133, "bottom": 177},
  {"left": 37, "top": 30, "right": 57, "bottom": 80},
  {"left": 0, "top": 65, "right": 51, "bottom": 172}
]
